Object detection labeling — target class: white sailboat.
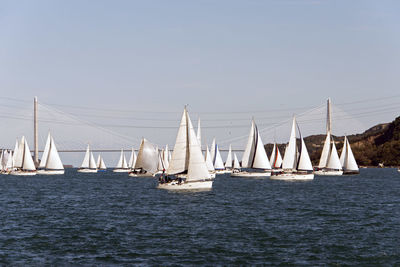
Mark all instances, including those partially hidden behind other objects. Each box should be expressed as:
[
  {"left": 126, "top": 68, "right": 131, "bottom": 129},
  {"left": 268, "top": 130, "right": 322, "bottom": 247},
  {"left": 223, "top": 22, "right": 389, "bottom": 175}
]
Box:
[
  {"left": 128, "top": 148, "right": 137, "bottom": 169},
  {"left": 270, "top": 117, "right": 314, "bottom": 181},
  {"left": 224, "top": 144, "right": 233, "bottom": 173},
  {"left": 78, "top": 144, "right": 97, "bottom": 173},
  {"left": 10, "top": 136, "right": 36, "bottom": 176},
  {"left": 205, "top": 145, "right": 216, "bottom": 178},
  {"left": 232, "top": 152, "right": 241, "bottom": 173},
  {"left": 113, "top": 149, "right": 129, "bottom": 172},
  {"left": 231, "top": 119, "right": 271, "bottom": 177},
  {"left": 97, "top": 154, "right": 107, "bottom": 172},
  {"left": 158, "top": 107, "right": 212, "bottom": 190},
  {"left": 37, "top": 133, "right": 65, "bottom": 175},
  {"left": 129, "top": 138, "right": 158, "bottom": 177},
  {"left": 340, "top": 136, "right": 359, "bottom": 175},
  {"left": 315, "top": 98, "right": 343, "bottom": 176},
  {"left": 269, "top": 142, "right": 283, "bottom": 173},
  {"left": 162, "top": 145, "right": 169, "bottom": 170},
  {"left": 2, "top": 150, "right": 13, "bottom": 174}
]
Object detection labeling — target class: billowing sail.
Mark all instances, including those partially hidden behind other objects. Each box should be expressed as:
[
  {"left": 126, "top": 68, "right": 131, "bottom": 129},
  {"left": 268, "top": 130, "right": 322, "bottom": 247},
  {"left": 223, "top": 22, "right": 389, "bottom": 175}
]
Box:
[
  {"left": 233, "top": 153, "right": 241, "bottom": 169},
  {"left": 135, "top": 138, "right": 158, "bottom": 174},
  {"left": 326, "top": 141, "right": 342, "bottom": 170},
  {"left": 318, "top": 132, "right": 332, "bottom": 168},
  {"left": 205, "top": 145, "right": 215, "bottom": 172},
  {"left": 282, "top": 117, "right": 297, "bottom": 170},
  {"left": 167, "top": 110, "right": 189, "bottom": 175},
  {"left": 225, "top": 145, "right": 233, "bottom": 168}
]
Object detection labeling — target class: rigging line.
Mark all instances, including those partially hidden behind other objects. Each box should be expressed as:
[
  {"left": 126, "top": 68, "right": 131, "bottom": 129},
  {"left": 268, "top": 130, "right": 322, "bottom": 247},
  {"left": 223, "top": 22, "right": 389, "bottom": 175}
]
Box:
[
  {"left": 38, "top": 103, "right": 143, "bottom": 145},
  {"left": 334, "top": 94, "right": 400, "bottom": 106}
]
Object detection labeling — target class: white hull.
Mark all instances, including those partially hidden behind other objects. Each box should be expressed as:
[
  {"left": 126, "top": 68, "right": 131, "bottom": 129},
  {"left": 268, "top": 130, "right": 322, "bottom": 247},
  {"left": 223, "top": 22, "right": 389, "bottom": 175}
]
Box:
[
  {"left": 36, "top": 169, "right": 65, "bottom": 175},
  {"left": 157, "top": 180, "right": 213, "bottom": 190},
  {"left": 77, "top": 168, "right": 97, "bottom": 173},
  {"left": 270, "top": 173, "right": 314, "bottom": 181},
  {"left": 314, "top": 170, "right": 343, "bottom": 176},
  {"left": 230, "top": 170, "right": 271, "bottom": 178},
  {"left": 215, "top": 169, "right": 230, "bottom": 174},
  {"left": 271, "top": 168, "right": 283, "bottom": 173},
  {"left": 128, "top": 172, "right": 154, "bottom": 177},
  {"left": 113, "top": 168, "right": 130, "bottom": 173},
  {"left": 10, "top": 170, "right": 36, "bottom": 176}
]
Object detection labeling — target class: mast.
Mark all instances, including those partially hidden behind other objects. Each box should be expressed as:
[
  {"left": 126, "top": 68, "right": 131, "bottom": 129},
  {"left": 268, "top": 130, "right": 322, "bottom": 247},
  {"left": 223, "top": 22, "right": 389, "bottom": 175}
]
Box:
[
  {"left": 34, "top": 96, "right": 39, "bottom": 165},
  {"left": 327, "top": 98, "right": 332, "bottom": 134}
]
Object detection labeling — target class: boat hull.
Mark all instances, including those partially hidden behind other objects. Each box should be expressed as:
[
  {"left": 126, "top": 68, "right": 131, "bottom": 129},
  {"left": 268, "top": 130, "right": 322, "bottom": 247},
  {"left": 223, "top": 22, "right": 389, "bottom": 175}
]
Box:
[
  {"left": 270, "top": 172, "right": 314, "bottom": 181},
  {"left": 342, "top": 170, "right": 360, "bottom": 175},
  {"left": 36, "top": 169, "right": 65, "bottom": 175},
  {"left": 10, "top": 170, "right": 36, "bottom": 176},
  {"left": 113, "top": 168, "right": 130, "bottom": 173},
  {"left": 314, "top": 170, "right": 343, "bottom": 176},
  {"left": 230, "top": 171, "right": 271, "bottom": 178},
  {"left": 157, "top": 180, "right": 213, "bottom": 190},
  {"left": 128, "top": 172, "right": 154, "bottom": 177},
  {"left": 77, "top": 168, "right": 97, "bottom": 173}
]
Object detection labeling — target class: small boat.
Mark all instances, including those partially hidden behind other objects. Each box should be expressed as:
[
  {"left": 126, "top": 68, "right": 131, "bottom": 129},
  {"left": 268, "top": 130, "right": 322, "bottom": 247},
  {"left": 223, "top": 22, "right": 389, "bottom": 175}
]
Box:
[
  {"left": 113, "top": 149, "right": 130, "bottom": 172},
  {"left": 0, "top": 149, "right": 13, "bottom": 174},
  {"left": 128, "top": 148, "right": 137, "bottom": 170},
  {"left": 231, "top": 119, "right": 271, "bottom": 177},
  {"left": 158, "top": 107, "right": 213, "bottom": 190},
  {"left": 223, "top": 144, "right": 233, "bottom": 174},
  {"left": 204, "top": 145, "right": 216, "bottom": 179},
  {"left": 129, "top": 138, "right": 158, "bottom": 177},
  {"left": 36, "top": 133, "right": 65, "bottom": 175},
  {"left": 78, "top": 144, "right": 97, "bottom": 173},
  {"left": 269, "top": 142, "right": 283, "bottom": 174},
  {"left": 211, "top": 138, "right": 226, "bottom": 174},
  {"left": 340, "top": 136, "right": 359, "bottom": 175},
  {"left": 97, "top": 154, "right": 107, "bottom": 172},
  {"left": 10, "top": 136, "right": 36, "bottom": 176},
  {"left": 231, "top": 152, "right": 241, "bottom": 174},
  {"left": 270, "top": 117, "right": 314, "bottom": 181}
]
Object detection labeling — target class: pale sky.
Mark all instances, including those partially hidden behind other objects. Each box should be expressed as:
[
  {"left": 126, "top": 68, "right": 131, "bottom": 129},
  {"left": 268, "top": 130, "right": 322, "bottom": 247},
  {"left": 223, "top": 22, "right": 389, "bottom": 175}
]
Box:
[{"left": 1, "top": 0, "right": 399, "bottom": 165}]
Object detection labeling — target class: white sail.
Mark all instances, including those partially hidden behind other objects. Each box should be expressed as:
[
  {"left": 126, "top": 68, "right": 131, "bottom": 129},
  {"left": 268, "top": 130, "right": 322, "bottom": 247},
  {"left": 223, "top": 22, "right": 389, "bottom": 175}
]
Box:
[
  {"left": 241, "top": 120, "right": 256, "bottom": 168},
  {"left": 343, "top": 137, "right": 359, "bottom": 172},
  {"left": 135, "top": 138, "right": 158, "bottom": 174},
  {"left": 270, "top": 143, "right": 283, "bottom": 168},
  {"left": 197, "top": 118, "right": 201, "bottom": 149},
  {"left": 80, "top": 144, "right": 91, "bottom": 168},
  {"left": 14, "top": 137, "right": 25, "bottom": 168},
  {"left": 6, "top": 150, "right": 13, "bottom": 170},
  {"left": 210, "top": 138, "right": 216, "bottom": 163},
  {"left": 214, "top": 144, "right": 225, "bottom": 170},
  {"left": 46, "top": 136, "right": 64, "bottom": 170},
  {"left": 186, "top": 110, "right": 210, "bottom": 181},
  {"left": 233, "top": 153, "right": 241, "bottom": 169},
  {"left": 97, "top": 155, "right": 107, "bottom": 169},
  {"left": 116, "top": 149, "right": 128, "bottom": 169},
  {"left": 12, "top": 139, "right": 19, "bottom": 168},
  {"left": 282, "top": 117, "right": 297, "bottom": 170},
  {"left": 89, "top": 152, "right": 97, "bottom": 169},
  {"left": 162, "top": 145, "right": 169, "bottom": 169},
  {"left": 225, "top": 145, "right": 233, "bottom": 168},
  {"left": 339, "top": 136, "right": 347, "bottom": 167},
  {"left": 205, "top": 145, "right": 215, "bottom": 171},
  {"left": 167, "top": 109, "right": 189, "bottom": 175},
  {"left": 0, "top": 150, "right": 3, "bottom": 170},
  {"left": 22, "top": 138, "right": 36, "bottom": 171},
  {"left": 97, "top": 155, "right": 101, "bottom": 168},
  {"left": 318, "top": 132, "right": 332, "bottom": 168},
  {"left": 326, "top": 141, "right": 342, "bottom": 170},
  {"left": 297, "top": 137, "right": 313, "bottom": 171},
  {"left": 39, "top": 133, "right": 51, "bottom": 168},
  {"left": 252, "top": 129, "right": 271, "bottom": 169},
  {"left": 157, "top": 150, "right": 165, "bottom": 171},
  {"left": 128, "top": 148, "right": 137, "bottom": 168}
]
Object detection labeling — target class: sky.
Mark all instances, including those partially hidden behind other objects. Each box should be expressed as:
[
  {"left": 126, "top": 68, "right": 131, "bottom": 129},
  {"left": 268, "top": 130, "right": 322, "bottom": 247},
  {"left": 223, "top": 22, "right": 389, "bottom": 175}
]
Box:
[{"left": 0, "top": 0, "right": 399, "bottom": 165}]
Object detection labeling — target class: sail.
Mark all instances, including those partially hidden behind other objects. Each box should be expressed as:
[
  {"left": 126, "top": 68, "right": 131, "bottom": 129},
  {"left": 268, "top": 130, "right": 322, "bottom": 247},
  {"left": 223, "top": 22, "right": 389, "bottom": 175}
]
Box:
[
  {"left": 89, "top": 152, "right": 97, "bottom": 169},
  {"left": 80, "top": 144, "right": 91, "bottom": 168},
  {"left": 241, "top": 120, "right": 256, "bottom": 168},
  {"left": 0, "top": 150, "right": 3, "bottom": 170},
  {"left": 270, "top": 143, "right": 277, "bottom": 167},
  {"left": 167, "top": 109, "right": 189, "bottom": 175},
  {"left": 116, "top": 149, "right": 128, "bottom": 169},
  {"left": 97, "top": 155, "right": 107, "bottom": 169},
  {"left": 252, "top": 127, "right": 271, "bottom": 169},
  {"left": 205, "top": 145, "right": 215, "bottom": 171},
  {"left": 162, "top": 145, "right": 169, "bottom": 169},
  {"left": 273, "top": 144, "right": 283, "bottom": 168},
  {"left": 297, "top": 137, "right": 313, "bottom": 171},
  {"left": 157, "top": 150, "right": 165, "bottom": 171},
  {"left": 186, "top": 110, "right": 210, "bottom": 181},
  {"left": 97, "top": 155, "right": 101, "bottom": 168},
  {"left": 12, "top": 139, "right": 19, "bottom": 168},
  {"left": 39, "top": 133, "right": 51, "bottom": 168},
  {"left": 128, "top": 148, "right": 137, "bottom": 168},
  {"left": 214, "top": 144, "right": 225, "bottom": 170},
  {"left": 14, "top": 137, "right": 25, "bottom": 168},
  {"left": 6, "top": 150, "right": 13, "bottom": 170},
  {"left": 339, "top": 136, "right": 347, "bottom": 167},
  {"left": 197, "top": 118, "right": 201, "bottom": 149},
  {"left": 135, "top": 138, "right": 158, "bottom": 174},
  {"left": 318, "top": 132, "right": 331, "bottom": 168},
  {"left": 210, "top": 138, "right": 216, "bottom": 163},
  {"left": 46, "top": 136, "right": 64, "bottom": 170},
  {"left": 225, "top": 145, "right": 233, "bottom": 168},
  {"left": 344, "top": 138, "right": 359, "bottom": 172},
  {"left": 326, "top": 140, "right": 342, "bottom": 170},
  {"left": 282, "top": 117, "right": 297, "bottom": 170},
  {"left": 233, "top": 153, "right": 241, "bottom": 169},
  {"left": 22, "top": 138, "right": 36, "bottom": 171}
]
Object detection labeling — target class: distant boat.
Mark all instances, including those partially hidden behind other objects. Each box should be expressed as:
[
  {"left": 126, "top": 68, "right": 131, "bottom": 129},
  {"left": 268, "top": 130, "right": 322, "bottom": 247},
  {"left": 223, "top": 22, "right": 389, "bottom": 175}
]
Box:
[
  {"left": 128, "top": 148, "right": 137, "bottom": 170},
  {"left": 314, "top": 98, "right": 343, "bottom": 176},
  {"left": 231, "top": 119, "right": 271, "bottom": 178},
  {"left": 10, "top": 136, "right": 36, "bottom": 176},
  {"left": 232, "top": 152, "right": 241, "bottom": 173},
  {"left": 97, "top": 154, "right": 107, "bottom": 172},
  {"left": 211, "top": 138, "right": 226, "bottom": 174},
  {"left": 224, "top": 144, "right": 233, "bottom": 173},
  {"left": 205, "top": 145, "right": 216, "bottom": 178},
  {"left": 158, "top": 106, "right": 212, "bottom": 190},
  {"left": 113, "top": 149, "right": 130, "bottom": 172},
  {"left": 129, "top": 138, "right": 158, "bottom": 177},
  {"left": 269, "top": 142, "right": 283, "bottom": 173},
  {"left": 161, "top": 145, "right": 169, "bottom": 170},
  {"left": 339, "top": 136, "right": 359, "bottom": 175},
  {"left": 37, "top": 133, "right": 65, "bottom": 175},
  {"left": 78, "top": 144, "right": 97, "bottom": 173},
  {"left": 270, "top": 117, "right": 314, "bottom": 181}
]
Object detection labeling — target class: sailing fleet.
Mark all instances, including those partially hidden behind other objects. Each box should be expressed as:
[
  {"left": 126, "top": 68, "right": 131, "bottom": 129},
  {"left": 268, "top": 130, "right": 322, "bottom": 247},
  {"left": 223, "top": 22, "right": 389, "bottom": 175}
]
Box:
[{"left": 0, "top": 100, "right": 362, "bottom": 190}]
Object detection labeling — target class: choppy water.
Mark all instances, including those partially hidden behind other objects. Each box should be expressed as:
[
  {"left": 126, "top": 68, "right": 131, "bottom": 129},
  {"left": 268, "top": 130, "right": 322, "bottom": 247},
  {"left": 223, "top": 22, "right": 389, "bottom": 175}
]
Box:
[{"left": 0, "top": 168, "right": 399, "bottom": 265}]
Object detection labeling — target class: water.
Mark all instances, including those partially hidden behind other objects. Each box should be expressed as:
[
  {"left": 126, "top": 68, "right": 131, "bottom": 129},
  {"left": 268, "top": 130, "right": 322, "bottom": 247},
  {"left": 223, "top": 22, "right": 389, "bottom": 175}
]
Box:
[{"left": 0, "top": 168, "right": 399, "bottom": 265}]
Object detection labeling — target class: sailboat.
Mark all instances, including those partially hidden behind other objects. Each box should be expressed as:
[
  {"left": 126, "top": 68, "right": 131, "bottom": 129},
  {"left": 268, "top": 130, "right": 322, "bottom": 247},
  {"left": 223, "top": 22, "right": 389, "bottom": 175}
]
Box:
[
  {"left": 10, "top": 136, "right": 36, "bottom": 176},
  {"left": 128, "top": 148, "right": 137, "bottom": 169},
  {"left": 161, "top": 145, "right": 169, "bottom": 170},
  {"left": 113, "top": 149, "right": 130, "bottom": 172},
  {"left": 1, "top": 150, "right": 13, "bottom": 174},
  {"left": 269, "top": 143, "right": 283, "bottom": 173},
  {"left": 224, "top": 144, "right": 233, "bottom": 173},
  {"left": 340, "top": 136, "right": 359, "bottom": 175},
  {"left": 97, "top": 154, "right": 107, "bottom": 172},
  {"left": 129, "top": 138, "right": 158, "bottom": 177},
  {"left": 37, "top": 133, "right": 65, "bottom": 175},
  {"left": 205, "top": 145, "right": 216, "bottom": 178},
  {"left": 158, "top": 107, "right": 213, "bottom": 190},
  {"left": 210, "top": 138, "right": 226, "bottom": 174},
  {"left": 232, "top": 152, "right": 241, "bottom": 173},
  {"left": 231, "top": 119, "right": 271, "bottom": 177},
  {"left": 78, "top": 144, "right": 97, "bottom": 173},
  {"left": 270, "top": 117, "right": 314, "bottom": 180}
]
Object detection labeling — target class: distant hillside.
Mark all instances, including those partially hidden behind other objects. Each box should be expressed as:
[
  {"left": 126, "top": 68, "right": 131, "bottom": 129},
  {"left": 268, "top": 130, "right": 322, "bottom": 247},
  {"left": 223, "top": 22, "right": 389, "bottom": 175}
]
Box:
[{"left": 265, "top": 116, "right": 400, "bottom": 167}]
